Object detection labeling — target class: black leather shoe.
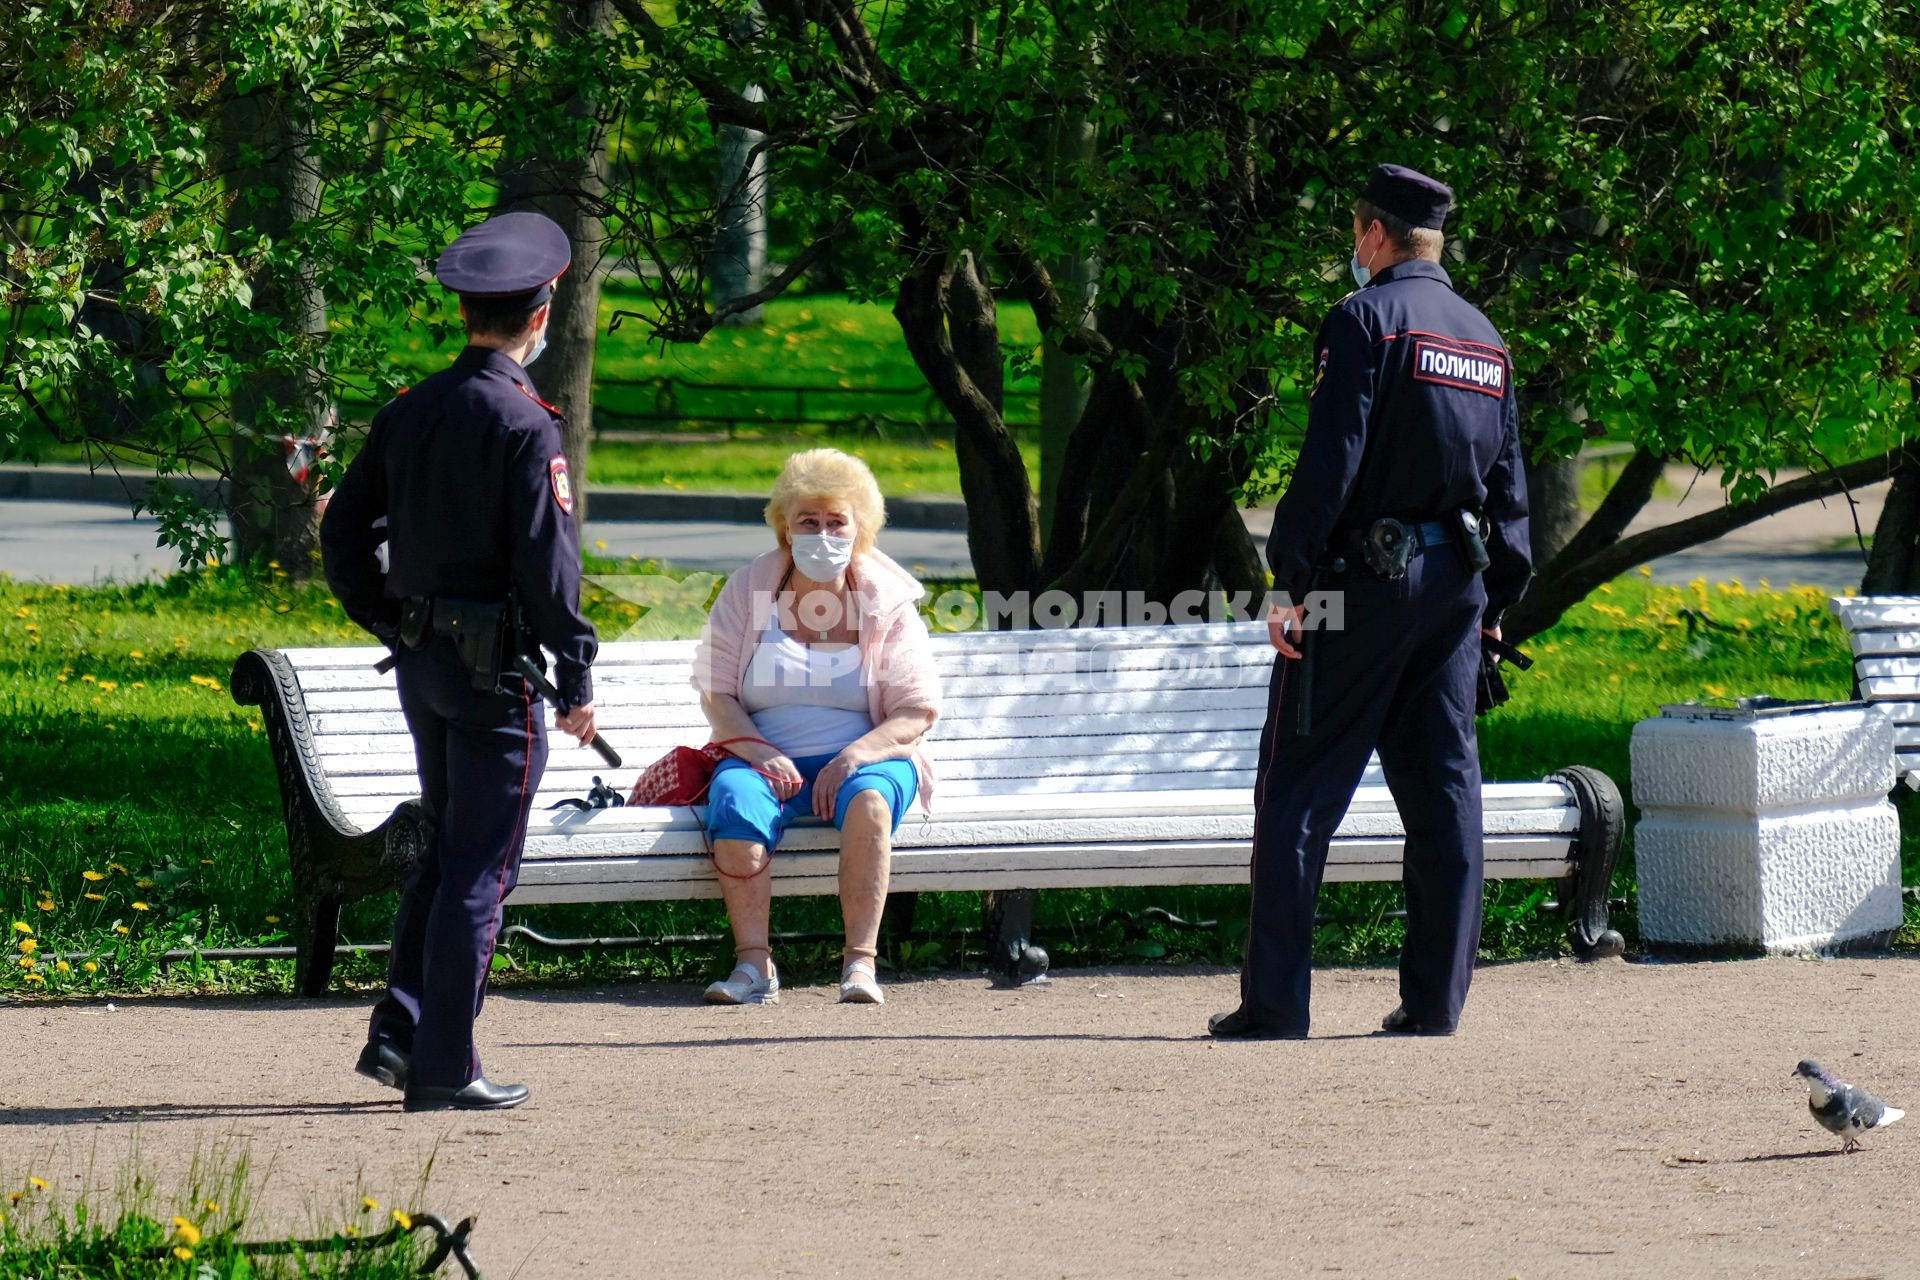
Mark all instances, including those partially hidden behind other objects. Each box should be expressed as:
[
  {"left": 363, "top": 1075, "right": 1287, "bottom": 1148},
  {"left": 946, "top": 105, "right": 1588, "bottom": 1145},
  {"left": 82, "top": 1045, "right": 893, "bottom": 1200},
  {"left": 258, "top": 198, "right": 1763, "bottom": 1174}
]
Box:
[
  {"left": 1378, "top": 1004, "right": 1455, "bottom": 1036},
  {"left": 1207, "top": 1008, "right": 1308, "bottom": 1040},
  {"left": 403, "top": 1077, "right": 531, "bottom": 1112},
  {"left": 354, "top": 1040, "right": 410, "bottom": 1091}
]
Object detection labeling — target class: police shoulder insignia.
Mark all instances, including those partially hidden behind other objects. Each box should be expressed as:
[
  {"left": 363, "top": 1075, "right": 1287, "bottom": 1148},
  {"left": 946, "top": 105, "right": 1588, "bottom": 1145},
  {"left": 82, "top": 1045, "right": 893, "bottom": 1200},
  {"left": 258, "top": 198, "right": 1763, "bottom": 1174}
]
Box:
[
  {"left": 1310, "top": 346, "right": 1330, "bottom": 397},
  {"left": 548, "top": 455, "right": 574, "bottom": 515},
  {"left": 516, "top": 382, "right": 565, "bottom": 418}
]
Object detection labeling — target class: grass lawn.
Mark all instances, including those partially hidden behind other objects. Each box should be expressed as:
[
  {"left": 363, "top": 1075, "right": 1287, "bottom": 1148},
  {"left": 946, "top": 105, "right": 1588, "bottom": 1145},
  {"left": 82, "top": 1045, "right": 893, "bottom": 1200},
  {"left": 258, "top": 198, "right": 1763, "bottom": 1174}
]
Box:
[{"left": 4, "top": 563, "right": 1911, "bottom": 999}]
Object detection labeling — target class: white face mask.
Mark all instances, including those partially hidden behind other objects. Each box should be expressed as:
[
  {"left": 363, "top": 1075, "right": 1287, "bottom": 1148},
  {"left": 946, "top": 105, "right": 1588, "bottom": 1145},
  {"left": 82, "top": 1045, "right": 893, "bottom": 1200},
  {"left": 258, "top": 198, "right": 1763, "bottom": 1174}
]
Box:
[{"left": 791, "top": 532, "right": 854, "bottom": 580}]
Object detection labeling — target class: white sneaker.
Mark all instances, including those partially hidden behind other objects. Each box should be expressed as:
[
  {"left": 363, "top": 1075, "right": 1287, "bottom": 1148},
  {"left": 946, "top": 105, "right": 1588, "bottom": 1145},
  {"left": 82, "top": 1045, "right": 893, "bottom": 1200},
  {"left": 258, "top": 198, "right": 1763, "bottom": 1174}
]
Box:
[
  {"left": 705, "top": 959, "right": 779, "bottom": 1005},
  {"left": 839, "top": 958, "right": 884, "bottom": 1004}
]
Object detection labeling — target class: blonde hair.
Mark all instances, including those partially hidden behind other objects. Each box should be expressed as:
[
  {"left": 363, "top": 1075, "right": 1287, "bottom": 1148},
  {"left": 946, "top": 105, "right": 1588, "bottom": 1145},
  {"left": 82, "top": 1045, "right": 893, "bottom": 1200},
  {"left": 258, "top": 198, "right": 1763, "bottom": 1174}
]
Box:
[{"left": 765, "top": 447, "right": 887, "bottom": 560}]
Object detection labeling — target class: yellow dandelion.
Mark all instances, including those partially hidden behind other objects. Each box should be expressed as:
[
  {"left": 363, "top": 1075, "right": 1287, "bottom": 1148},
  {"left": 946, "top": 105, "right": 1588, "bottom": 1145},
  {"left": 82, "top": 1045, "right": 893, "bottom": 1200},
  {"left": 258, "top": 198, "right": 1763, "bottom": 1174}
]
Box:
[
  {"left": 19, "top": 956, "right": 36, "bottom": 968},
  {"left": 11, "top": 607, "right": 26, "bottom": 617},
  {"left": 362, "top": 1196, "right": 380, "bottom": 1212},
  {"left": 36, "top": 898, "right": 54, "bottom": 912},
  {"left": 265, "top": 915, "right": 280, "bottom": 924},
  {"left": 82, "top": 870, "right": 105, "bottom": 882},
  {"left": 129, "top": 650, "right": 143, "bottom": 659},
  {"left": 392, "top": 1209, "right": 413, "bottom": 1230},
  {"left": 136, "top": 879, "right": 154, "bottom": 888},
  {"left": 17, "top": 938, "right": 35, "bottom": 954},
  {"left": 131, "top": 902, "right": 150, "bottom": 912},
  {"left": 55, "top": 674, "right": 67, "bottom": 683},
  {"left": 10, "top": 922, "right": 30, "bottom": 935},
  {"left": 19, "top": 973, "right": 38, "bottom": 984},
  {"left": 84, "top": 893, "right": 104, "bottom": 901},
  {"left": 55, "top": 960, "right": 70, "bottom": 973},
  {"left": 108, "top": 863, "right": 127, "bottom": 873},
  {"left": 346, "top": 1224, "right": 360, "bottom": 1237},
  {"left": 131, "top": 682, "right": 145, "bottom": 689},
  {"left": 113, "top": 925, "right": 129, "bottom": 935},
  {"left": 198, "top": 860, "right": 213, "bottom": 867},
  {"left": 1705, "top": 684, "right": 1728, "bottom": 698},
  {"left": 172, "top": 1217, "right": 202, "bottom": 1246},
  {"left": 28, "top": 1179, "right": 47, "bottom": 1191},
  {"left": 205, "top": 1200, "right": 221, "bottom": 1213},
  {"left": 173, "top": 1246, "right": 194, "bottom": 1262},
  {"left": 82, "top": 961, "right": 97, "bottom": 973},
  {"left": 80, "top": 673, "right": 95, "bottom": 683}
]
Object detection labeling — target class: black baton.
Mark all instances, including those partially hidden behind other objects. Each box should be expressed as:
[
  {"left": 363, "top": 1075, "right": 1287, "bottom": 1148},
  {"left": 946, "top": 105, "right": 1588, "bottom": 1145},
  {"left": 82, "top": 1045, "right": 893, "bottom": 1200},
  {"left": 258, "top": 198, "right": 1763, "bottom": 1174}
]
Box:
[{"left": 514, "top": 655, "right": 621, "bottom": 768}]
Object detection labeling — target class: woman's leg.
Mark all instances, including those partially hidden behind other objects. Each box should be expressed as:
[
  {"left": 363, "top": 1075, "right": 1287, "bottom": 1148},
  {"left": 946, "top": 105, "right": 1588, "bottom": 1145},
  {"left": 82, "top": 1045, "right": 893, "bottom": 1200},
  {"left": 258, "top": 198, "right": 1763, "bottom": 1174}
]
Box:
[
  {"left": 711, "top": 838, "right": 773, "bottom": 972},
  {"left": 835, "top": 791, "right": 892, "bottom": 963},
  {"left": 832, "top": 760, "right": 917, "bottom": 965},
  {"left": 706, "top": 761, "right": 783, "bottom": 976}
]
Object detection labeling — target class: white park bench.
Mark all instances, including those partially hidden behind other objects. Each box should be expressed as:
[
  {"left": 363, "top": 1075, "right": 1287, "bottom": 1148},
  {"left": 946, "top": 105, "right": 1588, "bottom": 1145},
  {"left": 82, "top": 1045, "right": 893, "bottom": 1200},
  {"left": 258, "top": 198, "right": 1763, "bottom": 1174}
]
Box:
[
  {"left": 1829, "top": 595, "right": 1920, "bottom": 787},
  {"left": 231, "top": 620, "right": 1626, "bottom": 995}
]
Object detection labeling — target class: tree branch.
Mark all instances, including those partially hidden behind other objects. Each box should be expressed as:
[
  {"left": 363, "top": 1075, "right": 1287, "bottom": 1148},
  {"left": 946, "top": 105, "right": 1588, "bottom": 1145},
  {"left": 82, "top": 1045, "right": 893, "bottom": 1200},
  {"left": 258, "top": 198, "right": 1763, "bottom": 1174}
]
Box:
[{"left": 1506, "top": 446, "right": 1917, "bottom": 643}]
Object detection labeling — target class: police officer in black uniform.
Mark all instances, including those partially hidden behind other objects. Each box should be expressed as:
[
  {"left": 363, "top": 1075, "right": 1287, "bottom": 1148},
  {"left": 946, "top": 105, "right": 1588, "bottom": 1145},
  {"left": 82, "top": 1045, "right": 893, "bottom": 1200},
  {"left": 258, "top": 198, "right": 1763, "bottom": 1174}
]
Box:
[
  {"left": 321, "top": 211, "right": 600, "bottom": 1110},
  {"left": 1210, "top": 165, "right": 1531, "bottom": 1040}
]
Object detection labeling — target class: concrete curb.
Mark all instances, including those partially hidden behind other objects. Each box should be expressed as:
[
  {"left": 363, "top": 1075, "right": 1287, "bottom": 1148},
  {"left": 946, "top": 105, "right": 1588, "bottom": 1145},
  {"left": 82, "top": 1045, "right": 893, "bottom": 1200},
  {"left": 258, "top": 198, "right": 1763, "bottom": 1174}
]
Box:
[{"left": 0, "top": 465, "right": 971, "bottom": 531}]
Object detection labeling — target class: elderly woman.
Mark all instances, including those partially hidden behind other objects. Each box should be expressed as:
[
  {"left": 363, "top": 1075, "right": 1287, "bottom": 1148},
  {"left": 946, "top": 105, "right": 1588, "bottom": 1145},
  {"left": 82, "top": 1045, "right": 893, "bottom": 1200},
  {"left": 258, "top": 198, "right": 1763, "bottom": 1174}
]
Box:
[{"left": 691, "top": 448, "right": 941, "bottom": 1005}]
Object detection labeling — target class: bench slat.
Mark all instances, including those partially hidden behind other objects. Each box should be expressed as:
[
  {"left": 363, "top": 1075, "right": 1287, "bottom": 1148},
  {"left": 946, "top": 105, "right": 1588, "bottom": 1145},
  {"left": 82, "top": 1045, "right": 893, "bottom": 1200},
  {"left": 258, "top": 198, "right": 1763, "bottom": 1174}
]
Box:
[{"left": 499, "top": 835, "right": 1577, "bottom": 904}]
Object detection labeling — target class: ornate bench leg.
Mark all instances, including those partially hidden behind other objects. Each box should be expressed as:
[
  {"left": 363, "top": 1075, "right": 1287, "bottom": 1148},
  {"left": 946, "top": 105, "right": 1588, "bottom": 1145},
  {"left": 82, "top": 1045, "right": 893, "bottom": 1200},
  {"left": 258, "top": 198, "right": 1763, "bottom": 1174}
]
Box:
[
  {"left": 293, "top": 889, "right": 341, "bottom": 998},
  {"left": 1551, "top": 765, "right": 1627, "bottom": 959},
  {"left": 983, "top": 889, "right": 1050, "bottom": 987}
]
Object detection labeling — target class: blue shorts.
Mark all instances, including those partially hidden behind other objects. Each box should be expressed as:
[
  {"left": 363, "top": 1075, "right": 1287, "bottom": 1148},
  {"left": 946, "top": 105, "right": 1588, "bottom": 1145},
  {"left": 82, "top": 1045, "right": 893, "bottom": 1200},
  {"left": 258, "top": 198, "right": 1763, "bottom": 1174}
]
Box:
[{"left": 705, "top": 752, "right": 920, "bottom": 849}]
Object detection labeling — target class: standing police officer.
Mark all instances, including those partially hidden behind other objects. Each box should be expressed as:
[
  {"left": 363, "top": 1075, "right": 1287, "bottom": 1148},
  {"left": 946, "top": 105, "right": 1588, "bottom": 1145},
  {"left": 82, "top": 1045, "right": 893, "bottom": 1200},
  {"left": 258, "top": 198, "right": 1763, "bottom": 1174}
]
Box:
[
  {"left": 1210, "top": 165, "right": 1531, "bottom": 1040},
  {"left": 322, "top": 211, "right": 600, "bottom": 1110}
]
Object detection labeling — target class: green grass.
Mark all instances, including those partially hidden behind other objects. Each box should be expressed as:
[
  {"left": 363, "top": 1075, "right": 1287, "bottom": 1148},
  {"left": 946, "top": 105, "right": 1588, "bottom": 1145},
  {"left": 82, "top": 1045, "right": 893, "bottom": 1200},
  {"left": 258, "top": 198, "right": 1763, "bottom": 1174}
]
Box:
[
  {"left": 0, "top": 1149, "right": 434, "bottom": 1277},
  {"left": 1, "top": 567, "right": 1913, "bottom": 999}
]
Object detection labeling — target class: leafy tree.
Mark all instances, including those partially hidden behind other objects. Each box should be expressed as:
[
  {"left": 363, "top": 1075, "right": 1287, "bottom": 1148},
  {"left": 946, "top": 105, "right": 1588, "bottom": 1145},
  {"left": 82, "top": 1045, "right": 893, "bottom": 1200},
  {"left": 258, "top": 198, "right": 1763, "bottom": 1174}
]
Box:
[{"left": 603, "top": 0, "right": 1919, "bottom": 633}]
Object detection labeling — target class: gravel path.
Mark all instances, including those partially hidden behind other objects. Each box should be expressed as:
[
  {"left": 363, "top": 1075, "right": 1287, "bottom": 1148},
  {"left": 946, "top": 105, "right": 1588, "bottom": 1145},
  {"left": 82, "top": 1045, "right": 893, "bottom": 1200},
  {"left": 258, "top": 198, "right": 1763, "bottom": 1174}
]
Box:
[{"left": 8, "top": 958, "right": 1918, "bottom": 1278}]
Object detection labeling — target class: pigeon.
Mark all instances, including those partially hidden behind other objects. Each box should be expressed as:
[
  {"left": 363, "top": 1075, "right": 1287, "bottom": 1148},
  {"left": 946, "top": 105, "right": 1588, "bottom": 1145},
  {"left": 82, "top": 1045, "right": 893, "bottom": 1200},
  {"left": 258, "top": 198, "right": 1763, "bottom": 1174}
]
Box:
[{"left": 1794, "top": 1060, "right": 1904, "bottom": 1153}]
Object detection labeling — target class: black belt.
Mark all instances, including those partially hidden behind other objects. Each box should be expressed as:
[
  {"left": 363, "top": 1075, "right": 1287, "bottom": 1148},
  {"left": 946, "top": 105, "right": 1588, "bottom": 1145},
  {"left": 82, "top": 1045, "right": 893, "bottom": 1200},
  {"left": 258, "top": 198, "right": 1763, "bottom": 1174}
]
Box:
[{"left": 1329, "top": 518, "right": 1455, "bottom": 563}]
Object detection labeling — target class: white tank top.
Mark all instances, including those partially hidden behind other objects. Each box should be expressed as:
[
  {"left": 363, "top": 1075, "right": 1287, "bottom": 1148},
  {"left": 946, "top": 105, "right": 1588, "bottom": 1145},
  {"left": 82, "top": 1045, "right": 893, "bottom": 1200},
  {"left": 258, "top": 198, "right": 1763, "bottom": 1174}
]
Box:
[{"left": 739, "top": 622, "right": 873, "bottom": 758}]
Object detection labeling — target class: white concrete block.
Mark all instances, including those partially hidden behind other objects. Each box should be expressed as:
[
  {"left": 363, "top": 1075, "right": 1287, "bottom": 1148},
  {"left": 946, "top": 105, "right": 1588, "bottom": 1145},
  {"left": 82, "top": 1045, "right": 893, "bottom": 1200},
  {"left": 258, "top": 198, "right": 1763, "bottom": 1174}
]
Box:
[{"left": 1631, "top": 705, "right": 1902, "bottom": 952}]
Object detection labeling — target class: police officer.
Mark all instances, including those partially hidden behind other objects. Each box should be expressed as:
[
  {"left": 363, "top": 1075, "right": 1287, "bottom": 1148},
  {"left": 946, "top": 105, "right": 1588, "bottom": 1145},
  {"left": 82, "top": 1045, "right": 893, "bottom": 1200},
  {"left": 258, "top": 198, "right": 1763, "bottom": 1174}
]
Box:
[
  {"left": 321, "top": 211, "right": 600, "bottom": 1109},
  {"left": 1210, "top": 165, "right": 1531, "bottom": 1040}
]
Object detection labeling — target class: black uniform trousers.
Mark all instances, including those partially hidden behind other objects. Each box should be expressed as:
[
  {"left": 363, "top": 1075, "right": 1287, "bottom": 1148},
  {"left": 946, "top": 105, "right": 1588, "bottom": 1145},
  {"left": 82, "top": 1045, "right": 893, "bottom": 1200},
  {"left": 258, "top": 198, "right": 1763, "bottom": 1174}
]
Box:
[
  {"left": 367, "top": 637, "right": 548, "bottom": 1088},
  {"left": 1243, "top": 546, "right": 1486, "bottom": 1034}
]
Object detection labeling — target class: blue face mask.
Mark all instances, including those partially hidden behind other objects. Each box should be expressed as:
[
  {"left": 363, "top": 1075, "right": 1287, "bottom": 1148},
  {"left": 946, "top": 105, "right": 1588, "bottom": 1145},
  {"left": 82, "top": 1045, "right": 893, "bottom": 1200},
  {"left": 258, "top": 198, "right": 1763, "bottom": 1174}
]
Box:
[
  {"left": 523, "top": 327, "right": 548, "bottom": 366},
  {"left": 1349, "top": 249, "right": 1371, "bottom": 288}
]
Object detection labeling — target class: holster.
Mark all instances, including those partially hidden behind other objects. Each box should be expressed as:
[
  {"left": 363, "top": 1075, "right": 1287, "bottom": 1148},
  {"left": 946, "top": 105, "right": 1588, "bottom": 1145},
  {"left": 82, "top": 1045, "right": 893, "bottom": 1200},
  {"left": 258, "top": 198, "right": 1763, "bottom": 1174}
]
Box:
[
  {"left": 428, "top": 597, "right": 510, "bottom": 694},
  {"left": 1451, "top": 509, "right": 1494, "bottom": 573}
]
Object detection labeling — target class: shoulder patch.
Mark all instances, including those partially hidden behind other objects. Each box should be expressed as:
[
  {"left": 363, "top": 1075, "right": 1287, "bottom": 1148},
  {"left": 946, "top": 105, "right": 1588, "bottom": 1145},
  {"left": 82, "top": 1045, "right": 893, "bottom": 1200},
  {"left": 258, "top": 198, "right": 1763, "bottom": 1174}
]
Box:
[
  {"left": 548, "top": 455, "right": 574, "bottom": 515},
  {"left": 1310, "top": 346, "right": 1330, "bottom": 397},
  {"left": 1410, "top": 336, "right": 1507, "bottom": 398},
  {"left": 516, "top": 381, "right": 565, "bottom": 419}
]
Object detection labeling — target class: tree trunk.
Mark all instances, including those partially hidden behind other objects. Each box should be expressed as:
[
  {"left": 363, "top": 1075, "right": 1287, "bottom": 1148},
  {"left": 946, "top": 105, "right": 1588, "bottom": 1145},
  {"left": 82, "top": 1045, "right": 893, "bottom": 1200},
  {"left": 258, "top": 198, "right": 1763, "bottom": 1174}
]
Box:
[
  {"left": 893, "top": 250, "right": 1042, "bottom": 598},
  {"left": 1862, "top": 464, "right": 1920, "bottom": 594},
  {"left": 498, "top": 0, "right": 615, "bottom": 523},
  {"left": 224, "top": 85, "right": 329, "bottom": 577},
  {"left": 711, "top": 6, "right": 769, "bottom": 327},
  {"left": 1037, "top": 51, "right": 1097, "bottom": 542},
  {"left": 1525, "top": 454, "right": 1584, "bottom": 567}
]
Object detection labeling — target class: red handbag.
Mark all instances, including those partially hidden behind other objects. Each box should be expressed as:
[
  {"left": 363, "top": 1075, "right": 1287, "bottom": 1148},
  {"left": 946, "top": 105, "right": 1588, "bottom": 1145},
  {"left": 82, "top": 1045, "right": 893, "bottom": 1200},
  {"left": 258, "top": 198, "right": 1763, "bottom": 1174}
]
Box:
[{"left": 628, "top": 736, "right": 775, "bottom": 806}]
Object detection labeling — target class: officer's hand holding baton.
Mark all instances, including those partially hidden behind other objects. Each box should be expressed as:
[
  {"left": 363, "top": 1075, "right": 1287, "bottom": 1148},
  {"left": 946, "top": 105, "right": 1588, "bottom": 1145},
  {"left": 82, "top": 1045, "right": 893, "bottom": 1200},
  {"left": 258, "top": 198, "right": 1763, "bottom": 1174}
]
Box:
[
  {"left": 1269, "top": 602, "right": 1306, "bottom": 659},
  {"left": 513, "top": 655, "right": 619, "bottom": 767}
]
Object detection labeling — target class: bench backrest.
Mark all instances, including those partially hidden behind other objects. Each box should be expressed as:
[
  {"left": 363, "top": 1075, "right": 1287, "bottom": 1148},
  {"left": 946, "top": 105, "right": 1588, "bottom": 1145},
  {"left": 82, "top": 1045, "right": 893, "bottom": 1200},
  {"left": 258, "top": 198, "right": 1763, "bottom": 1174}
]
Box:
[
  {"left": 1828, "top": 595, "right": 1920, "bottom": 782},
  {"left": 292, "top": 620, "right": 1394, "bottom": 832}
]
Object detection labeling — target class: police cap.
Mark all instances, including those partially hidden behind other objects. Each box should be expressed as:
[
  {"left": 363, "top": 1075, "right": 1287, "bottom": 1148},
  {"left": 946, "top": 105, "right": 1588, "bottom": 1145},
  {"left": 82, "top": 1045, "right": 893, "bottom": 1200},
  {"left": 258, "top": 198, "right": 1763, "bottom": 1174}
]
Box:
[
  {"left": 1360, "top": 164, "right": 1453, "bottom": 231},
  {"left": 434, "top": 211, "right": 572, "bottom": 306}
]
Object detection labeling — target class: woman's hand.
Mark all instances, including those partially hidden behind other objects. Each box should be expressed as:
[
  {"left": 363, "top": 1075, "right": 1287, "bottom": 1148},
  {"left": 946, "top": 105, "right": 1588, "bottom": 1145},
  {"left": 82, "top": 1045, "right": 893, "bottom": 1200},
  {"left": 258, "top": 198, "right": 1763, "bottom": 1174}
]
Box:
[
  {"left": 811, "top": 746, "right": 871, "bottom": 820},
  {"left": 736, "top": 741, "right": 803, "bottom": 800}
]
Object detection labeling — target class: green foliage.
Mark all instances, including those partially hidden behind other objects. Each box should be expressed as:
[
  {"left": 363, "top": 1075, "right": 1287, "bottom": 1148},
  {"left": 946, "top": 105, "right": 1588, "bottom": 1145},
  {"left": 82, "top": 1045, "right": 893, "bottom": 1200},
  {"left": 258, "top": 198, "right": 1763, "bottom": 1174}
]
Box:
[{"left": 0, "top": 1150, "right": 434, "bottom": 1277}]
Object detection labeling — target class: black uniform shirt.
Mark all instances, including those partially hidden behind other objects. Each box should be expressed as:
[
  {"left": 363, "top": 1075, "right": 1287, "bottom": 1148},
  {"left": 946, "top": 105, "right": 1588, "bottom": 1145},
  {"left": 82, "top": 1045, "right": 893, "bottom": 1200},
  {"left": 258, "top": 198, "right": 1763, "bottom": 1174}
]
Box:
[
  {"left": 1267, "top": 258, "right": 1532, "bottom": 623},
  {"left": 321, "top": 345, "right": 599, "bottom": 706}
]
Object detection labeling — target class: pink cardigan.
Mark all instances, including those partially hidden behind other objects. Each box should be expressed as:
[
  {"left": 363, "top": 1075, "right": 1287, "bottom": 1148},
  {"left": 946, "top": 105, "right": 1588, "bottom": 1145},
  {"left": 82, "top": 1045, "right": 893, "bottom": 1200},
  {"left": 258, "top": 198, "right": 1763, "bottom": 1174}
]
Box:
[{"left": 691, "top": 547, "right": 943, "bottom": 812}]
